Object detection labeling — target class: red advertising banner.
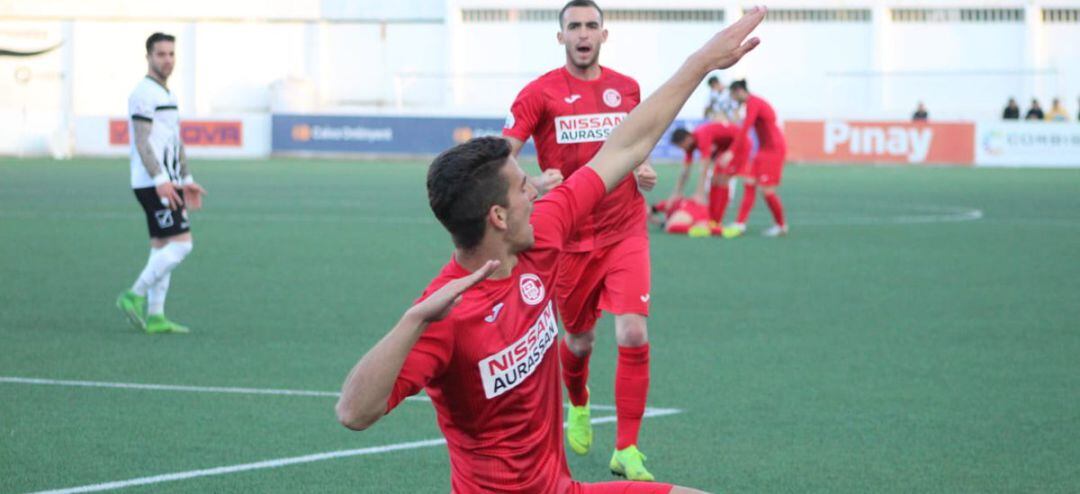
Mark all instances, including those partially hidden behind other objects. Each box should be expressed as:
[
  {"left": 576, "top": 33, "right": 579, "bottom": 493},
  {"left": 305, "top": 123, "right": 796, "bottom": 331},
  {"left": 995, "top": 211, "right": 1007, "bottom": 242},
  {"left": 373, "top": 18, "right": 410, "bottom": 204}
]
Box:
[
  {"left": 109, "top": 119, "right": 243, "bottom": 147},
  {"left": 784, "top": 120, "right": 974, "bottom": 165}
]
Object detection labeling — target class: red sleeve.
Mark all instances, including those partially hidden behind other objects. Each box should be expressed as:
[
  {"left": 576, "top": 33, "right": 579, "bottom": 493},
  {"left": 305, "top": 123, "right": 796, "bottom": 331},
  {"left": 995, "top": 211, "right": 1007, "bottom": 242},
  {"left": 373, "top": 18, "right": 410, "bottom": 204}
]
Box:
[
  {"left": 503, "top": 84, "right": 545, "bottom": 142},
  {"left": 739, "top": 98, "right": 759, "bottom": 142},
  {"left": 530, "top": 167, "right": 606, "bottom": 250},
  {"left": 683, "top": 150, "right": 693, "bottom": 165},
  {"left": 385, "top": 317, "right": 454, "bottom": 413},
  {"left": 694, "top": 128, "right": 712, "bottom": 161}
]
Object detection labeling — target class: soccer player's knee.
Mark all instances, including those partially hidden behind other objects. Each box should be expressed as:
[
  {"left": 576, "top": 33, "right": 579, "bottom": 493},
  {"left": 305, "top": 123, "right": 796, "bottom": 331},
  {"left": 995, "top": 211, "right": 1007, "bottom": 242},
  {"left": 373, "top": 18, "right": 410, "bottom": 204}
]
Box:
[
  {"left": 173, "top": 240, "right": 193, "bottom": 258},
  {"left": 566, "top": 331, "right": 595, "bottom": 354},
  {"left": 616, "top": 316, "right": 648, "bottom": 347}
]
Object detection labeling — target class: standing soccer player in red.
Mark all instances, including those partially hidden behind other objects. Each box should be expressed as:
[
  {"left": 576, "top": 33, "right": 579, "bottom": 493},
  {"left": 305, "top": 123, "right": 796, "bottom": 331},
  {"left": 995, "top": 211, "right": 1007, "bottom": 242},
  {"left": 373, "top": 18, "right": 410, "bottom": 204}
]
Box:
[
  {"left": 668, "top": 117, "right": 751, "bottom": 234},
  {"left": 721, "top": 79, "right": 789, "bottom": 238},
  {"left": 335, "top": 8, "right": 766, "bottom": 493},
  {"left": 502, "top": 0, "right": 661, "bottom": 480}
]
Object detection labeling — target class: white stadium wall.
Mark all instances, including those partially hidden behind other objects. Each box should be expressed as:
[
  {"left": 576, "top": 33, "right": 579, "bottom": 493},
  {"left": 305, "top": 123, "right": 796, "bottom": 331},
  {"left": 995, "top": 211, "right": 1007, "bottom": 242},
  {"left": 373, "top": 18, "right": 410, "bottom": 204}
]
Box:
[{"left": 1, "top": 0, "right": 1079, "bottom": 166}]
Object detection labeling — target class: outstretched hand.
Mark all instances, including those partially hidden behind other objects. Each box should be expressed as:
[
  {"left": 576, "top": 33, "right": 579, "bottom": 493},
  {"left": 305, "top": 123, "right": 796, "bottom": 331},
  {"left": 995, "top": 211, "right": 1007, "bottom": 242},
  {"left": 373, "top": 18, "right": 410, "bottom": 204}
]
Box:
[
  {"left": 698, "top": 6, "right": 767, "bottom": 71},
  {"left": 406, "top": 260, "right": 501, "bottom": 323}
]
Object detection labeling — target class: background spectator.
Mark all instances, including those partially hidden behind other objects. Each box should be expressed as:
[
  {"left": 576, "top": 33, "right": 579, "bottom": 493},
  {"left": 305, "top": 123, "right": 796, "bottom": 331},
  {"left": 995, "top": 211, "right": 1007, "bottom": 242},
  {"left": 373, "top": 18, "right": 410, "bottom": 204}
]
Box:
[
  {"left": 1025, "top": 99, "right": 1044, "bottom": 120},
  {"left": 912, "top": 101, "right": 928, "bottom": 121},
  {"left": 1002, "top": 97, "right": 1020, "bottom": 120},
  {"left": 1045, "top": 98, "right": 1069, "bottom": 122}
]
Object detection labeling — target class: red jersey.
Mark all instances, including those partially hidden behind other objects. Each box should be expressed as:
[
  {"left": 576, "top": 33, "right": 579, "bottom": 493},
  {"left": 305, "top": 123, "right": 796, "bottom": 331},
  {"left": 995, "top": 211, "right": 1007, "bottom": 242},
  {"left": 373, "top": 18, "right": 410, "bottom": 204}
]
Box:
[
  {"left": 504, "top": 66, "right": 646, "bottom": 252},
  {"left": 739, "top": 94, "right": 786, "bottom": 151},
  {"left": 684, "top": 121, "right": 749, "bottom": 165},
  {"left": 387, "top": 169, "right": 607, "bottom": 494}
]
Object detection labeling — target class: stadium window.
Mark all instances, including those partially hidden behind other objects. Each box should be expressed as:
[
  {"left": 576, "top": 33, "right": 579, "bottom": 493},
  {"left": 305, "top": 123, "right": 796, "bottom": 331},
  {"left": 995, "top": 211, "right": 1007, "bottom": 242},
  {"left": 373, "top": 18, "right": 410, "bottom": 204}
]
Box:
[
  {"left": 1043, "top": 9, "right": 1080, "bottom": 23},
  {"left": 758, "top": 9, "right": 871, "bottom": 23},
  {"left": 460, "top": 8, "right": 724, "bottom": 23}
]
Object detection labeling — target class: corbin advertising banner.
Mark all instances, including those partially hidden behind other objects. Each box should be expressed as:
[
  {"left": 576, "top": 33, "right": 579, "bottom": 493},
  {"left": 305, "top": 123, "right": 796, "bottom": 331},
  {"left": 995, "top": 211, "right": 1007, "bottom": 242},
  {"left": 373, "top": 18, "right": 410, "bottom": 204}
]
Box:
[
  {"left": 975, "top": 122, "right": 1080, "bottom": 168},
  {"left": 785, "top": 120, "right": 975, "bottom": 165}
]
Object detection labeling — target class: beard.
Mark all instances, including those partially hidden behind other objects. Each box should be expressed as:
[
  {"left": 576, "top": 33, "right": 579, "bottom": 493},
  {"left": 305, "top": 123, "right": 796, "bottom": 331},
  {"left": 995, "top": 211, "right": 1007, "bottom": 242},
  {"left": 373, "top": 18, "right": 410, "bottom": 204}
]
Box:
[{"left": 566, "top": 46, "right": 600, "bottom": 71}]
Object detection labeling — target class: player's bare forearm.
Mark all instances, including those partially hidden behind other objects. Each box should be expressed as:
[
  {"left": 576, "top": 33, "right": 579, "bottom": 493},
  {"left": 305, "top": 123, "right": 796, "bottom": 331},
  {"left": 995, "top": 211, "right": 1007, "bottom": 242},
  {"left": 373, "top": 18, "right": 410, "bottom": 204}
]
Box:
[
  {"left": 589, "top": 58, "right": 709, "bottom": 191},
  {"left": 694, "top": 159, "right": 711, "bottom": 197},
  {"left": 587, "top": 7, "right": 765, "bottom": 191},
  {"left": 133, "top": 120, "right": 164, "bottom": 179},
  {"left": 336, "top": 313, "right": 428, "bottom": 431},
  {"left": 672, "top": 163, "right": 692, "bottom": 198}
]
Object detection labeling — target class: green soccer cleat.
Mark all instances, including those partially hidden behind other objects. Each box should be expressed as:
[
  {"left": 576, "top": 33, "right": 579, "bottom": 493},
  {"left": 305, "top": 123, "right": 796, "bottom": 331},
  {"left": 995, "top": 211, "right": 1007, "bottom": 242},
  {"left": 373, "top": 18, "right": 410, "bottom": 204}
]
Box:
[
  {"left": 566, "top": 400, "right": 593, "bottom": 456},
  {"left": 721, "top": 223, "right": 747, "bottom": 239},
  {"left": 116, "top": 290, "right": 147, "bottom": 330},
  {"left": 145, "top": 314, "right": 190, "bottom": 334},
  {"left": 610, "top": 445, "right": 655, "bottom": 482}
]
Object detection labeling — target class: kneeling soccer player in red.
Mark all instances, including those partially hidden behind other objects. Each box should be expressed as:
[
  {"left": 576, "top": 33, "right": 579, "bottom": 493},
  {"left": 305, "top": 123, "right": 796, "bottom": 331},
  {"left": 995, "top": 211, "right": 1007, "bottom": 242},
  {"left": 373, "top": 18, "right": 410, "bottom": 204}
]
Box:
[{"left": 335, "top": 7, "right": 766, "bottom": 493}]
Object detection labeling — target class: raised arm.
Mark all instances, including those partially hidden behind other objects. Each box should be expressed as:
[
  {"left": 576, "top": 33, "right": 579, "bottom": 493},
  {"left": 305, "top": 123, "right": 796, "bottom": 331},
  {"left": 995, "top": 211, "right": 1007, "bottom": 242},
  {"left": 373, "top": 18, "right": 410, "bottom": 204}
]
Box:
[{"left": 587, "top": 7, "right": 765, "bottom": 191}]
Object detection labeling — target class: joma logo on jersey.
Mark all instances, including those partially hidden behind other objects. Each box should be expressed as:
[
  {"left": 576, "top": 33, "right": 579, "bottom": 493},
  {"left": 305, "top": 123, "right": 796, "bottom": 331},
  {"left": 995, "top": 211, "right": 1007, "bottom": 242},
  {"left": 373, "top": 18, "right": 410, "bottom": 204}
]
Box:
[
  {"left": 478, "top": 301, "right": 558, "bottom": 399},
  {"left": 554, "top": 112, "right": 627, "bottom": 144}
]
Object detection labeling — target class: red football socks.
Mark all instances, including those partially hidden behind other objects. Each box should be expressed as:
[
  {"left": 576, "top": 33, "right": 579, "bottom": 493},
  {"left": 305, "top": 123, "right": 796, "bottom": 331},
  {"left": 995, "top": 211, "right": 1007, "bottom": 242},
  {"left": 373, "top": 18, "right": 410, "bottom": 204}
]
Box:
[
  {"left": 764, "top": 190, "right": 786, "bottom": 227},
  {"left": 708, "top": 184, "right": 731, "bottom": 223},
  {"left": 560, "top": 338, "right": 591, "bottom": 407},
  {"left": 735, "top": 184, "right": 757, "bottom": 224},
  {"left": 615, "top": 343, "right": 650, "bottom": 450}
]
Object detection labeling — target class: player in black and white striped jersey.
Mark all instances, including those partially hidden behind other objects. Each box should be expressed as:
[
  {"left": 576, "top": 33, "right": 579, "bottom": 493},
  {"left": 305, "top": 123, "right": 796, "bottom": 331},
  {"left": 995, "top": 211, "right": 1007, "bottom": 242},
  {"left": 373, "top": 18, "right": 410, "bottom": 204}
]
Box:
[{"left": 116, "top": 32, "right": 206, "bottom": 335}]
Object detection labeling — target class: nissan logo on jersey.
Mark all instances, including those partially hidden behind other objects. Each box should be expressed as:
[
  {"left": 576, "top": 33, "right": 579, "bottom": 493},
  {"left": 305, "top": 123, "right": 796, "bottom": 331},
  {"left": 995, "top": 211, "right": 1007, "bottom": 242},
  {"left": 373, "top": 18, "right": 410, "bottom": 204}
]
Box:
[
  {"left": 553, "top": 112, "right": 627, "bottom": 144},
  {"left": 478, "top": 301, "right": 558, "bottom": 398}
]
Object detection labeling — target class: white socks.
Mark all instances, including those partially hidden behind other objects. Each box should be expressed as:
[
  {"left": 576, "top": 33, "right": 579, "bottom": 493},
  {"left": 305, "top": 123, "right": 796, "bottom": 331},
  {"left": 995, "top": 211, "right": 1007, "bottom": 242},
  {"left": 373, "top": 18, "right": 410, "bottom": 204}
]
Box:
[
  {"left": 148, "top": 272, "right": 171, "bottom": 316},
  {"left": 131, "top": 241, "right": 193, "bottom": 316}
]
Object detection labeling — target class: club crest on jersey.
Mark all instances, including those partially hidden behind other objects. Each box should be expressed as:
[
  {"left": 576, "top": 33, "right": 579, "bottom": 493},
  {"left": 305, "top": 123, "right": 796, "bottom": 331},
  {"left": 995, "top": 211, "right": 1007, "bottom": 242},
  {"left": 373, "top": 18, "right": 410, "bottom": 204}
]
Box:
[
  {"left": 553, "top": 112, "right": 627, "bottom": 144},
  {"left": 519, "top": 273, "right": 545, "bottom": 305},
  {"left": 478, "top": 301, "right": 558, "bottom": 398},
  {"left": 504, "top": 112, "right": 516, "bottom": 130},
  {"left": 603, "top": 88, "right": 622, "bottom": 108}
]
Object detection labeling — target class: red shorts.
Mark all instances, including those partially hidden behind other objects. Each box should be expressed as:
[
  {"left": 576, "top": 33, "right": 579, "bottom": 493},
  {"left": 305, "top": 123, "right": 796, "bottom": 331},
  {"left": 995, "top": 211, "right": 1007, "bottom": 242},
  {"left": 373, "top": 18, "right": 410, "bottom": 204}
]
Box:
[
  {"left": 555, "top": 234, "right": 651, "bottom": 334},
  {"left": 570, "top": 480, "right": 674, "bottom": 494},
  {"left": 715, "top": 142, "right": 751, "bottom": 178},
  {"left": 714, "top": 153, "right": 750, "bottom": 178},
  {"left": 752, "top": 147, "right": 787, "bottom": 186}
]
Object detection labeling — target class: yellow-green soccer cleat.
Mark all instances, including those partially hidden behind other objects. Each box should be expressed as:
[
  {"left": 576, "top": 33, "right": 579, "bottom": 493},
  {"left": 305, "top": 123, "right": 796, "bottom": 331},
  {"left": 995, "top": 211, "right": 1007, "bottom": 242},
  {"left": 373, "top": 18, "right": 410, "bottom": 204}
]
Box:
[
  {"left": 610, "top": 445, "right": 655, "bottom": 482},
  {"left": 145, "top": 314, "right": 190, "bottom": 334},
  {"left": 566, "top": 400, "right": 593, "bottom": 455},
  {"left": 115, "top": 290, "right": 147, "bottom": 330},
  {"left": 721, "top": 223, "right": 747, "bottom": 239}
]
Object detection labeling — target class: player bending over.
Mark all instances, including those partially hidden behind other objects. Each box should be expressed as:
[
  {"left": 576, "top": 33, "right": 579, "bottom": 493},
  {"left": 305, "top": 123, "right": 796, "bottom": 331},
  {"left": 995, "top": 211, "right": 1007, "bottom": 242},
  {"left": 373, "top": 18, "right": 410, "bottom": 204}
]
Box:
[{"left": 668, "top": 115, "right": 751, "bottom": 236}]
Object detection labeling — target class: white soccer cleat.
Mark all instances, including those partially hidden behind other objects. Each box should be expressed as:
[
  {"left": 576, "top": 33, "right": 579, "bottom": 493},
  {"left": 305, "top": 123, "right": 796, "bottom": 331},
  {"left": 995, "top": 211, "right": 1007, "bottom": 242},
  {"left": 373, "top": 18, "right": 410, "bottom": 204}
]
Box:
[{"left": 762, "top": 224, "right": 789, "bottom": 237}]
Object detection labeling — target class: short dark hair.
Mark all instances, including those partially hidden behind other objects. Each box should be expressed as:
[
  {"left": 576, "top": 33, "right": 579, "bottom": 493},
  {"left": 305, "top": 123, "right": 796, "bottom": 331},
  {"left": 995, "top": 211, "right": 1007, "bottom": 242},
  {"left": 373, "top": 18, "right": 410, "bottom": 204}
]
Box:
[
  {"left": 559, "top": 0, "right": 604, "bottom": 28},
  {"left": 707, "top": 76, "right": 720, "bottom": 86},
  {"left": 146, "top": 32, "right": 175, "bottom": 54},
  {"left": 730, "top": 79, "right": 748, "bottom": 92},
  {"left": 427, "top": 137, "right": 512, "bottom": 250},
  {"left": 670, "top": 128, "right": 692, "bottom": 145}
]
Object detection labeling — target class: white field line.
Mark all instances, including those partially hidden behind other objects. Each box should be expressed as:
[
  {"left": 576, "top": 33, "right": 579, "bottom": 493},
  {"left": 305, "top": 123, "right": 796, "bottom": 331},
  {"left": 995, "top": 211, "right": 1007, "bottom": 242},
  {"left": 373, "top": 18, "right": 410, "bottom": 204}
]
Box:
[
  {"left": 0, "top": 376, "right": 679, "bottom": 414},
  {"left": 11, "top": 376, "right": 683, "bottom": 494}
]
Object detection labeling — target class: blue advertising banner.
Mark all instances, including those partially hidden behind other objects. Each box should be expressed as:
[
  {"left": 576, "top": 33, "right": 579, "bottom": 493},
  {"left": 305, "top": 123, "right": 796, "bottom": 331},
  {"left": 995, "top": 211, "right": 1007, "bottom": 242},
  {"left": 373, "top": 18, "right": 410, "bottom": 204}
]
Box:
[
  {"left": 272, "top": 114, "right": 746, "bottom": 161},
  {"left": 272, "top": 114, "right": 534, "bottom": 155}
]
